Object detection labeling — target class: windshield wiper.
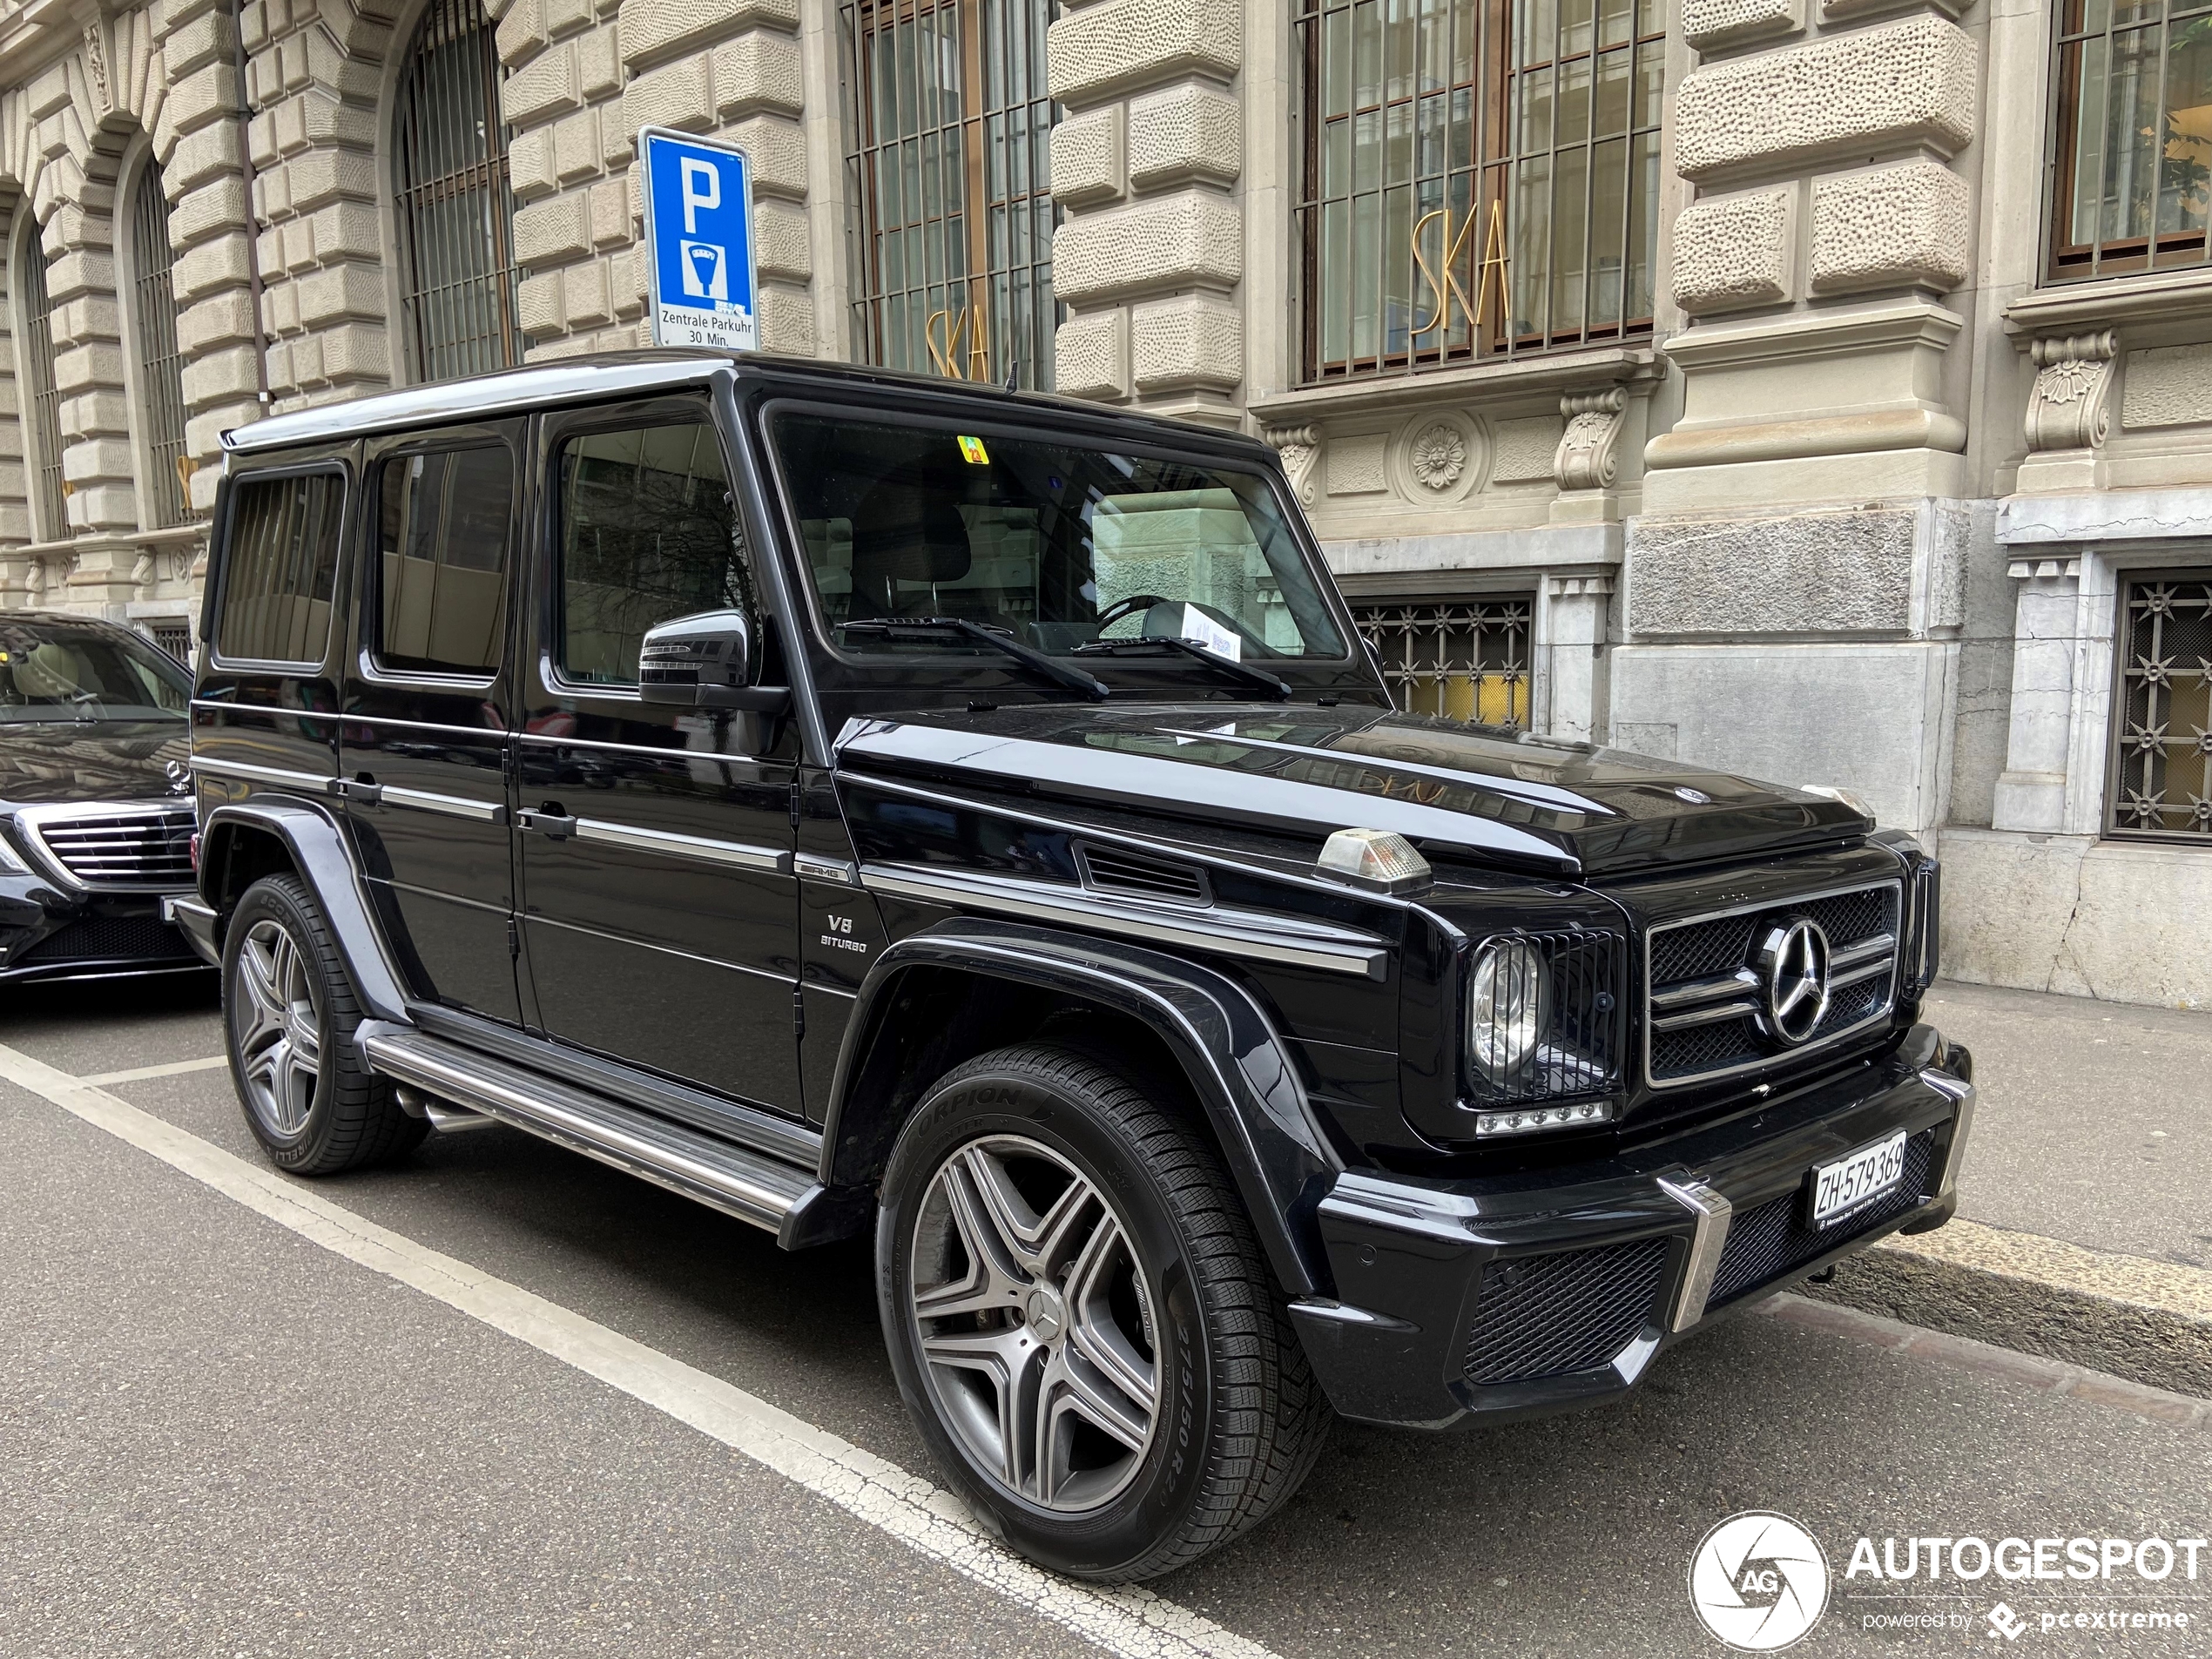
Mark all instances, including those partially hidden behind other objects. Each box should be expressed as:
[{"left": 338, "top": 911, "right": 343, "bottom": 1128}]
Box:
[
  {"left": 1075, "top": 637, "right": 1294, "bottom": 701},
  {"left": 837, "top": 617, "right": 1109, "bottom": 701}
]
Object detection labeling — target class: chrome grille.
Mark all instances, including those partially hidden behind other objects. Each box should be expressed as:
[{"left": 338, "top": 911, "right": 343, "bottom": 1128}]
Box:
[
  {"left": 21, "top": 805, "right": 197, "bottom": 890},
  {"left": 1643, "top": 880, "right": 1902, "bottom": 1089}
]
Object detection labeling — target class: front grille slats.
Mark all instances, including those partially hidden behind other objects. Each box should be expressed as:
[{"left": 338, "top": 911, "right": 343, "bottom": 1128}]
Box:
[
  {"left": 1463, "top": 1235, "right": 1669, "bottom": 1386},
  {"left": 24, "top": 806, "right": 196, "bottom": 888},
  {"left": 1644, "top": 880, "right": 1902, "bottom": 1088}
]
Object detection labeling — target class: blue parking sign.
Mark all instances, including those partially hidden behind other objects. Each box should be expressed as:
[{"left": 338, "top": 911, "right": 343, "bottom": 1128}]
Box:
[{"left": 640, "top": 126, "right": 757, "bottom": 352}]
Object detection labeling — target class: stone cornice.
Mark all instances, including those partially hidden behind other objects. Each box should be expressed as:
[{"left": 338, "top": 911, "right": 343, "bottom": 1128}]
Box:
[
  {"left": 2002, "top": 269, "right": 2212, "bottom": 339},
  {"left": 1660, "top": 298, "right": 1962, "bottom": 370},
  {"left": 1247, "top": 347, "right": 1662, "bottom": 424}
]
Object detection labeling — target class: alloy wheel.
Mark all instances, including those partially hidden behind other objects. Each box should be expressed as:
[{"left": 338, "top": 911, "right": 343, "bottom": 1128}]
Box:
[
  {"left": 907, "top": 1134, "right": 1161, "bottom": 1514},
  {"left": 231, "top": 916, "right": 322, "bottom": 1138}
]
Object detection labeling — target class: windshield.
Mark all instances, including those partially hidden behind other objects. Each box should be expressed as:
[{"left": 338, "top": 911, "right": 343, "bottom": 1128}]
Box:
[
  {"left": 770, "top": 413, "right": 1346, "bottom": 664},
  {"left": 0, "top": 621, "right": 192, "bottom": 723}
]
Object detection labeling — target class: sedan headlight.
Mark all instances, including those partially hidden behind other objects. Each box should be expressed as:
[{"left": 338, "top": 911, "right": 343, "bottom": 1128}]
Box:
[{"left": 1466, "top": 938, "right": 1548, "bottom": 1082}]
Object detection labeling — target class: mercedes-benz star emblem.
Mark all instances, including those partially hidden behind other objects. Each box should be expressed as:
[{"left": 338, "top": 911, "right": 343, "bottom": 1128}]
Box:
[
  {"left": 1756, "top": 918, "right": 1831, "bottom": 1046},
  {"left": 165, "top": 758, "right": 192, "bottom": 794}
]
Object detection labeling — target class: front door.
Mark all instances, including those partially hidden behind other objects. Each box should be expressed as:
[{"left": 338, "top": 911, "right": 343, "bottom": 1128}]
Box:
[
  {"left": 514, "top": 400, "right": 804, "bottom": 1115},
  {"left": 340, "top": 422, "right": 523, "bottom": 1024}
]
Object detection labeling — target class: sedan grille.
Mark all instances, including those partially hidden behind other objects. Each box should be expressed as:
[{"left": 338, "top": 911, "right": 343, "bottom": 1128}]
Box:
[
  {"left": 23, "top": 806, "right": 196, "bottom": 889},
  {"left": 1644, "top": 880, "right": 1901, "bottom": 1088}
]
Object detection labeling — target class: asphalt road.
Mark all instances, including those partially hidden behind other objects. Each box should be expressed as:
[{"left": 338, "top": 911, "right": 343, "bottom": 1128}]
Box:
[{"left": 2, "top": 976, "right": 2206, "bottom": 1659}]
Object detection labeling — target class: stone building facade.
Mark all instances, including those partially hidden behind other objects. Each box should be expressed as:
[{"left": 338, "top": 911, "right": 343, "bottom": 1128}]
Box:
[{"left": 1, "top": 0, "right": 2208, "bottom": 1006}]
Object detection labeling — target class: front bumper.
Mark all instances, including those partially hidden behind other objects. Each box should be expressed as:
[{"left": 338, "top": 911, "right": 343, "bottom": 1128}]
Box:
[
  {"left": 0, "top": 877, "right": 208, "bottom": 984},
  {"left": 1290, "top": 1025, "right": 1975, "bottom": 1428}
]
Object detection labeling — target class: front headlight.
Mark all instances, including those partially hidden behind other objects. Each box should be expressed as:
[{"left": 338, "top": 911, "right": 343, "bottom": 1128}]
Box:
[{"left": 1467, "top": 938, "right": 1548, "bottom": 1082}]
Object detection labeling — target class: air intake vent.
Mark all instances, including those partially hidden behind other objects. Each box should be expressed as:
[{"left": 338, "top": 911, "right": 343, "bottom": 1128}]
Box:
[{"left": 1074, "top": 842, "right": 1212, "bottom": 907}]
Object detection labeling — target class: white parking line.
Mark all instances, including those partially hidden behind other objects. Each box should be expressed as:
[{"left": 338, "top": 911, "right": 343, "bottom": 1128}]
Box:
[
  {"left": 0, "top": 1040, "right": 1280, "bottom": 1659},
  {"left": 78, "top": 1055, "right": 231, "bottom": 1087}
]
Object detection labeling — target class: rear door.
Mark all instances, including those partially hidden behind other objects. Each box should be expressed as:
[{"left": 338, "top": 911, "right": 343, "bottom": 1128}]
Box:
[
  {"left": 339, "top": 422, "right": 525, "bottom": 1024},
  {"left": 513, "top": 398, "right": 804, "bottom": 1115}
]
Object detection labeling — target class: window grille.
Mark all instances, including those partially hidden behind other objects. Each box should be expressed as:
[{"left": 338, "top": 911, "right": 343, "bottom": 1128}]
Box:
[
  {"left": 148, "top": 619, "right": 193, "bottom": 662},
  {"left": 393, "top": 0, "right": 523, "bottom": 382},
  {"left": 131, "top": 162, "right": 192, "bottom": 528},
  {"left": 840, "top": 0, "right": 1062, "bottom": 391},
  {"left": 2048, "top": 0, "right": 2212, "bottom": 282},
  {"left": 16, "top": 227, "right": 67, "bottom": 541},
  {"left": 1352, "top": 596, "right": 1533, "bottom": 727},
  {"left": 2109, "top": 574, "right": 2212, "bottom": 840},
  {"left": 1297, "top": 0, "right": 1662, "bottom": 381}
]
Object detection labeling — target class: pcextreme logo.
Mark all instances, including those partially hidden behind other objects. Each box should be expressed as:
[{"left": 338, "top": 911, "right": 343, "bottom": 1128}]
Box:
[{"left": 1689, "top": 1511, "right": 1832, "bottom": 1652}]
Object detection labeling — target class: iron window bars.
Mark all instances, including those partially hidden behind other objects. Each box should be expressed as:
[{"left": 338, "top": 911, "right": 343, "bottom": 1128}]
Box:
[
  {"left": 2048, "top": 0, "right": 2212, "bottom": 283},
  {"left": 840, "top": 0, "right": 1062, "bottom": 391},
  {"left": 16, "top": 224, "right": 68, "bottom": 541},
  {"left": 393, "top": 0, "right": 523, "bottom": 383},
  {"left": 1352, "top": 595, "right": 1533, "bottom": 727},
  {"left": 1296, "top": 0, "right": 1662, "bottom": 381},
  {"left": 131, "top": 161, "right": 192, "bottom": 529},
  {"left": 2109, "top": 572, "right": 2212, "bottom": 841}
]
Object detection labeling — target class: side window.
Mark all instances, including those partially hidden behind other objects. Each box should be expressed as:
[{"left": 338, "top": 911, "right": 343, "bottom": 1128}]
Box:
[
  {"left": 374, "top": 445, "right": 515, "bottom": 676},
  {"left": 216, "top": 471, "right": 346, "bottom": 664},
  {"left": 554, "top": 422, "right": 752, "bottom": 686}
]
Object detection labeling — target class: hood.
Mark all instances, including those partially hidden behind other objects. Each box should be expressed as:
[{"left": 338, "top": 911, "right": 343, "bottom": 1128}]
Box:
[
  {"left": 0, "top": 720, "right": 194, "bottom": 807},
  {"left": 833, "top": 705, "right": 1870, "bottom": 878}
]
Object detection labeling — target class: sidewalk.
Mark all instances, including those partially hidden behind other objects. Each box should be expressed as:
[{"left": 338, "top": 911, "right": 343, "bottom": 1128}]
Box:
[{"left": 1805, "top": 979, "right": 2212, "bottom": 1394}]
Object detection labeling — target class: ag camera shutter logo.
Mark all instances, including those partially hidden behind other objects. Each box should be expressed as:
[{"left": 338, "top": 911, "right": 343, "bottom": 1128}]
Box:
[{"left": 1689, "top": 1512, "right": 1831, "bottom": 1651}]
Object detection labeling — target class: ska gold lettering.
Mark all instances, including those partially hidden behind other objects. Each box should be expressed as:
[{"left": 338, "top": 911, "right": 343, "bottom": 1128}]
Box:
[{"left": 1411, "top": 200, "right": 1510, "bottom": 341}]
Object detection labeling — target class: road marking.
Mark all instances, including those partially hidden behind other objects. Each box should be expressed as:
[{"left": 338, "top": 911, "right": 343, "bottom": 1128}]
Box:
[
  {"left": 78, "top": 1055, "right": 230, "bottom": 1087},
  {"left": 0, "top": 1039, "right": 1278, "bottom": 1659}
]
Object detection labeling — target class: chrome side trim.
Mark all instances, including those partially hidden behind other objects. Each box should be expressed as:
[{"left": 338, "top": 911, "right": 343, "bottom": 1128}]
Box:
[
  {"left": 860, "top": 860, "right": 1389, "bottom": 980},
  {"left": 793, "top": 852, "right": 860, "bottom": 886},
  {"left": 1659, "top": 1177, "right": 1734, "bottom": 1332},
  {"left": 378, "top": 786, "right": 508, "bottom": 825},
  {"left": 1921, "top": 1069, "right": 1977, "bottom": 1201},
  {"left": 573, "top": 817, "right": 792, "bottom": 873},
  {"left": 189, "top": 756, "right": 337, "bottom": 793}
]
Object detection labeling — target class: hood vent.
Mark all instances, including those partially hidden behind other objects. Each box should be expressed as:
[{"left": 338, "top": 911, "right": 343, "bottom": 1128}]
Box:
[{"left": 1075, "top": 842, "right": 1213, "bottom": 907}]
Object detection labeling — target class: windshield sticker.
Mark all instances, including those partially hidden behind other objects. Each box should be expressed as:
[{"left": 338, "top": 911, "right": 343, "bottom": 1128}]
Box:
[
  {"left": 956, "top": 435, "right": 990, "bottom": 465},
  {"left": 1177, "top": 605, "right": 1243, "bottom": 661}
]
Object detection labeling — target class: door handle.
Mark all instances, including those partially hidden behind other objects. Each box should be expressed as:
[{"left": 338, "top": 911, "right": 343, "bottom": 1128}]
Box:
[
  {"left": 336, "top": 774, "right": 383, "bottom": 806},
  {"left": 516, "top": 807, "right": 577, "bottom": 840}
]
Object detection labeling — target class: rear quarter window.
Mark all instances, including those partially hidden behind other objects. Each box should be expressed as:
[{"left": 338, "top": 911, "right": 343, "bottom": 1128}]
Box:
[{"left": 216, "top": 470, "right": 346, "bottom": 664}]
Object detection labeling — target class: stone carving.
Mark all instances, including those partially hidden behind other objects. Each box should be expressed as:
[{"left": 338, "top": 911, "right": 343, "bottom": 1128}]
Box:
[
  {"left": 1681, "top": 0, "right": 1802, "bottom": 51},
  {"left": 1491, "top": 416, "right": 1565, "bottom": 482},
  {"left": 1130, "top": 293, "right": 1242, "bottom": 392},
  {"left": 2121, "top": 343, "right": 2212, "bottom": 430},
  {"left": 1671, "top": 190, "right": 1792, "bottom": 315},
  {"left": 1408, "top": 421, "right": 1467, "bottom": 491},
  {"left": 1051, "top": 105, "right": 1126, "bottom": 206},
  {"left": 1327, "top": 434, "right": 1391, "bottom": 496},
  {"left": 132, "top": 550, "right": 156, "bottom": 590},
  {"left": 1056, "top": 310, "right": 1131, "bottom": 400},
  {"left": 83, "top": 23, "right": 111, "bottom": 117},
  {"left": 1809, "top": 160, "right": 1970, "bottom": 294},
  {"left": 1262, "top": 423, "right": 1319, "bottom": 507},
  {"left": 1051, "top": 190, "right": 1244, "bottom": 306},
  {"left": 1675, "top": 17, "right": 1978, "bottom": 180},
  {"left": 1128, "top": 83, "right": 1243, "bottom": 191},
  {"left": 2024, "top": 331, "right": 2118, "bottom": 453},
  {"left": 1047, "top": 0, "right": 1244, "bottom": 107},
  {"left": 1554, "top": 388, "right": 1629, "bottom": 491}
]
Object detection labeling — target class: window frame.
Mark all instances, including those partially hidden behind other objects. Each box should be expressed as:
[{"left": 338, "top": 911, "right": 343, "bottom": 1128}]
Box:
[
  {"left": 118, "top": 142, "right": 193, "bottom": 530},
  {"left": 12, "top": 212, "right": 69, "bottom": 543},
  {"left": 536, "top": 398, "right": 757, "bottom": 702},
  {"left": 206, "top": 460, "right": 355, "bottom": 673},
  {"left": 2102, "top": 564, "right": 2212, "bottom": 845},
  {"left": 358, "top": 424, "right": 523, "bottom": 691}
]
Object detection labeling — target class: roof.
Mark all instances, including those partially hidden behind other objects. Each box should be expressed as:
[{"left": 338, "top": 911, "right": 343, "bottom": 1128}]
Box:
[{"left": 220, "top": 349, "right": 1270, "bottom": 458}]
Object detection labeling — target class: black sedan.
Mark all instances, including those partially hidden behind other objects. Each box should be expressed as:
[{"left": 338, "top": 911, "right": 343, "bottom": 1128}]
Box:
[{"left": 0, "top": 611, "right": 206, "bottom": 986}]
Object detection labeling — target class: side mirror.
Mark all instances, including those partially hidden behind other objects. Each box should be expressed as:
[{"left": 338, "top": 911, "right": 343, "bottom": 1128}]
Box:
[{"left": 637, "top": 610, "right": 790, "bottom": 713}]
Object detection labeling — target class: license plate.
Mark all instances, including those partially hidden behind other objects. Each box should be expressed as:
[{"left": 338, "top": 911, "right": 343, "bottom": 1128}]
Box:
[{"left": 1809, "top": 1129, "right": 1910, "bottom": 1228}]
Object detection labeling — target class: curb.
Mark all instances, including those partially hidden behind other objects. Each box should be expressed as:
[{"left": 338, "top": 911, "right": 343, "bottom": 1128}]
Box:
[{"left": 1803, "top": 1217, "right": 2212, "bottom": 1400}]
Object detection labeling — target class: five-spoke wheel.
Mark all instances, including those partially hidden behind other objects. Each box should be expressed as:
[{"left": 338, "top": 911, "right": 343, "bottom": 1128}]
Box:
[{"left": 230, "top": 915, "right": 324, "bottom": 1138}]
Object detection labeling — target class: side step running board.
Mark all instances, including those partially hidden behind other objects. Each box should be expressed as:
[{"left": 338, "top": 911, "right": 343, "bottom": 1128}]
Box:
[{"left": 359, "top": 1022, "right": 822, "bottom": 1238}]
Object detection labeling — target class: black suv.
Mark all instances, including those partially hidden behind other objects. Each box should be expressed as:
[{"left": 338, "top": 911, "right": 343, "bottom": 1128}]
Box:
[
  {"left": 178, "top": 351, "right": 1974, "bottom": 1582},
  {"left": 0, "top": 610, "right": 204, "bottom": 985}
]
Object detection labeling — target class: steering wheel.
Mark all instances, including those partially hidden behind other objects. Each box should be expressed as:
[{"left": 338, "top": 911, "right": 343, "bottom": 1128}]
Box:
[{"left": 1094, "top": 593, "right": 1170, "bottom": 633}]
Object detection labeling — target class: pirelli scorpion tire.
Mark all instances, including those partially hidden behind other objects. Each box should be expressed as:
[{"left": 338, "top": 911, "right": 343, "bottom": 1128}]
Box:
[
  {"left": 876, "top": 1043, "right": 1331, "bottom": 1582},
  {"left": 222, "top": 873, "right": 426, "bottom": 1176}
]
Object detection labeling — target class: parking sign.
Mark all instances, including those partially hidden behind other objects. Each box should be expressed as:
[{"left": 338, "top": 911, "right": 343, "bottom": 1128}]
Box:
[{"left": 640, "top": 126, "right": 757, "bottom": 352}]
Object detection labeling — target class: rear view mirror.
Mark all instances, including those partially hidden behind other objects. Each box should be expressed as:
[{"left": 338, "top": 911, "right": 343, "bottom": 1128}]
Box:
[{"left": 637, "top": 610, "right": 789, "bottom": 712}]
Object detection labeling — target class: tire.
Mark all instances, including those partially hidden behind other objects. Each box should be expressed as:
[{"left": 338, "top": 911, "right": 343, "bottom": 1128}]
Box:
[
  {"left": 222, "top": 873, "right": 425, "bottom": 1175},
  {"left": 875, "top": 1043, "right": 1330, "bottom": 1582}
]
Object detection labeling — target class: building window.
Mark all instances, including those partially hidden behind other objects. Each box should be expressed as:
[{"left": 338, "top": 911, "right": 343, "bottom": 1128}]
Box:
[
  {"left": 15, "top": 222, "right": 67, "bottom": 541},
  {"left": 840, "top": 0, "right": 1061, "bottom": 391},
  {"left": 392, "top": 0, "right": 522, "bottom": 381},
  {"left": 1298, "top": 0, "right": 1662, "bottom": 381},
  {"left": 2110, "top": 573, "right": 2212, "bottom": 840},
  {"left": 1352, "top": 595, "right": 1533, "bottom": 726},
  {"left": 2050, "top": 1, "right": 2212, "bottom": 282},
  {"left": 129, "top": 160, "right": 192, "bottom": 528},
  {"left": 146, "top": 618, "right": 193, "bottom": 662}
]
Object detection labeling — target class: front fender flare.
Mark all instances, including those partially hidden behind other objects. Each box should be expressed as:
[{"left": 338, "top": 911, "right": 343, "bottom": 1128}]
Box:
[
  {"left": 822, "top": 918, "right": 1344, "bottom": 1298},
  {"left": 199, "top": 800, "right": 411, "bottom": 1024}
]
